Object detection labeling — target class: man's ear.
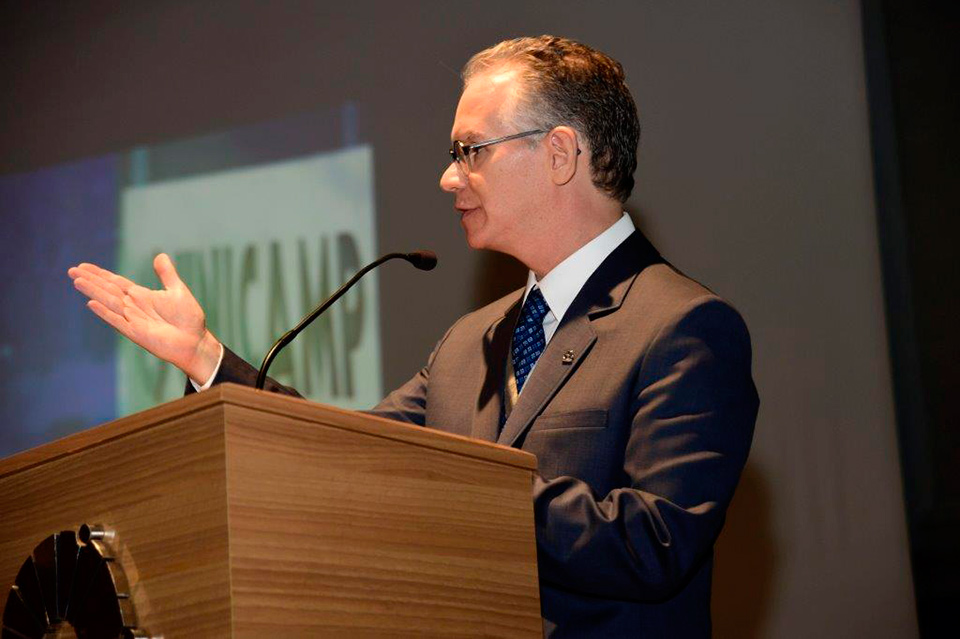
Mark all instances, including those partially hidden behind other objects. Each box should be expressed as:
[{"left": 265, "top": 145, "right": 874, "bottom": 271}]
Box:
[{"left": 547, "top": 126, "right": 580, "bottom": 186}]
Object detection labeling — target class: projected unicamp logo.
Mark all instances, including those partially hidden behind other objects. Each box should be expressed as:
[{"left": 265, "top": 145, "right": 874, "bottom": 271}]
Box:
[{"left": 116, "top": 146, "right": 381, "bottom": 414}]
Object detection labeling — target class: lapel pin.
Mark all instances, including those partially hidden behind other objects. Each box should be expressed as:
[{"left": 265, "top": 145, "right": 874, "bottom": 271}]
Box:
[{"left": 561, "top": 350, "right": 575, "bottom": 365}]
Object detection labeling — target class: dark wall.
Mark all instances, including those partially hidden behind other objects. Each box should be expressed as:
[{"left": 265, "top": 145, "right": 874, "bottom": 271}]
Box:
[{"left": 863, "top": 0, "right": 960, "bottom": 635}]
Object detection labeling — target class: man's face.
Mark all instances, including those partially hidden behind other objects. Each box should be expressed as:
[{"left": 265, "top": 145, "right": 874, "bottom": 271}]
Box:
[{"left": 440, "top": 67, "right": 547, "bottom": 258}]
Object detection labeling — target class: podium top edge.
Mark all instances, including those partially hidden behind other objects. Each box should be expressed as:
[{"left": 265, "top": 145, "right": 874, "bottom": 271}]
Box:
[{"left": 0, "top": 384, "right": 538, "bottom": 478}]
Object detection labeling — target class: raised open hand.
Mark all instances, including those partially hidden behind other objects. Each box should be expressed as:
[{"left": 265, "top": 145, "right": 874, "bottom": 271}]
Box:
[{"left": 68, "top": 253, "right": 222, "bottom": 384}]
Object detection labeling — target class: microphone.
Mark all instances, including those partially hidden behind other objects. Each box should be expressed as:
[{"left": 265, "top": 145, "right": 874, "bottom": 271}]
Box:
[
  {"left": 255, "top": 250, "right": 438, "bottom": 390},
  {"left": 405, "top": 250, "right": 438, "bottom": 271}
]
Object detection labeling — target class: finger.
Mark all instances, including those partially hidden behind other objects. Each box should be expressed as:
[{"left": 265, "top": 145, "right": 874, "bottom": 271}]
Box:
[
  {"left": 91, "top": 264, "right": 138, "bottom": 293},
  {"left": 74, "top": 268, "right": 126, "bottom": 297},
  {"left": 70, "top": 262, "right": 103, "bottom": 276},
  {"left": 154, "top": 253, "right": 183, "bottom": 290},
  {"left": 73, "top": 277, "right": 126, "bottom": 316},
  {"left": 103, "top": 270, "right": 137, "bottom": 293},
  {"left": 70, "top": 265, "right": 109, "bottom": 288},
  {"left": 87, "top": 300, "right": 136, "bottom": 341},
  {"left": 71, "top": 263, "right": 137, "bottom": 294},
  {"left": 73, "top": 262, "right": 117, "bottom": 280}
]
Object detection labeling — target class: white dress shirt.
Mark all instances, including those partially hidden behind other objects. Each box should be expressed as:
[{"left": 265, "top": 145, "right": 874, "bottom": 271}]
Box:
[
  {"left": 524, "top": 213, "right": 635, "bottom": 348},
  {"left": 191, "top": 344, "right": 225, "bottom": 391},
  {"left": 507, "top": 212, "right": 635, "bottom": 399}
]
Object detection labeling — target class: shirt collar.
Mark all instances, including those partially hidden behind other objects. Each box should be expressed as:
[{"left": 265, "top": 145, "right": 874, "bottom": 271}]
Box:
[{"left": 523, "top": 212, "right": 636, "bottom": 323}]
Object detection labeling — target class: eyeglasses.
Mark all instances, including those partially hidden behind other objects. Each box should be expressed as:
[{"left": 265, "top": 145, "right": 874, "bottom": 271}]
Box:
[{"left": 448, "top": 129, "right": 545, "bottom": 175}]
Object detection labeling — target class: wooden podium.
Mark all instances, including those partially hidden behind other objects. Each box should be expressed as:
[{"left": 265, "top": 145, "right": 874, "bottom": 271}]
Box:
[{"left": 0, "top": 384, "right": 541, "bottom": 637}]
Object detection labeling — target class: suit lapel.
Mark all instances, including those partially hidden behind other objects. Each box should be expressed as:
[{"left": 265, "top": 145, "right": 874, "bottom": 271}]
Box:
[
  {"left": 496, "top": 229, "right": 664, "bottom": 448},
  {"left": 471, "top": 294, "right": 522, "bottom": 442},
  {"left": 497, "top": 314, "right": 597, "bottom": 447}
]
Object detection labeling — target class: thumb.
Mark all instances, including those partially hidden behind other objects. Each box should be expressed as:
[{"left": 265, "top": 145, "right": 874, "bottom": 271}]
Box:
[{"left": 153, "top": 253, "right": 184, "bottom": 290}]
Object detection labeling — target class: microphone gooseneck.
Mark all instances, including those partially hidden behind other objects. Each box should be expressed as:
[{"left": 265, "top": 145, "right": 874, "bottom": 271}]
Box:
[{"left": 255, "top": 250, "right": 438, "bottom": 390}]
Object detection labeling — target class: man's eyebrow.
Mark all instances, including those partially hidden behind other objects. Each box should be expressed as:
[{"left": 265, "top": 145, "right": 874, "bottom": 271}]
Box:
[{"left": 454, "top": 130, "right": 484, "bottom": 143}]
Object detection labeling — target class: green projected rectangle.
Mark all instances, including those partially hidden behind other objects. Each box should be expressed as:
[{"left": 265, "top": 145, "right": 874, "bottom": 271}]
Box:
[{"left": 117, "top": 145, "right": 381, "bottom": 414}]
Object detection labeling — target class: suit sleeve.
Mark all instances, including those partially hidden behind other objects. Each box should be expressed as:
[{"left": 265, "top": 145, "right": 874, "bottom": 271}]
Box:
[
  {"left": 183, "top": 345, "right": 303, "bottom": 397},
  {"left": 366, "top": 317, "right": 466, "bottom": 426},
  {"left": 533, "top": 297, "right": 759, "bottom": 602},
  {"left": 185, "top": 317, "right": 463, "bottom": 417}
]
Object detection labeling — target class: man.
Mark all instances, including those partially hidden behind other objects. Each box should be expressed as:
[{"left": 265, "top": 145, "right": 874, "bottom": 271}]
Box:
[{"left": 70, "top": 36, "right": 758, "bottom": 637}]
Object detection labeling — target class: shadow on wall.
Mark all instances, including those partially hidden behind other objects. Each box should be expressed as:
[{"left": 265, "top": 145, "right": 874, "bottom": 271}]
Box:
[{"left": 712, "top": 462, "right": 776, "bottom": 638}]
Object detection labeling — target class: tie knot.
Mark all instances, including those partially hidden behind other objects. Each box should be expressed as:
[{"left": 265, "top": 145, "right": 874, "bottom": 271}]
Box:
[{"left": 522, "top": 287, "right": 549, "bottom": 324}]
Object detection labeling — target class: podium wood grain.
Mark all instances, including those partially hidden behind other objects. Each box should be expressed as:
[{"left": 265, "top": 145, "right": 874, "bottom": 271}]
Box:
[{"left": 0, "top": 384, "right": 541, "bottom": 637}]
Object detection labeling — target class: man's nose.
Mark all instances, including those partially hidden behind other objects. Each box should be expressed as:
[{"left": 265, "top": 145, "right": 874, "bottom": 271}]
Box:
[{"left": 440, "top": 162, "right": 464, "bottom": 192}]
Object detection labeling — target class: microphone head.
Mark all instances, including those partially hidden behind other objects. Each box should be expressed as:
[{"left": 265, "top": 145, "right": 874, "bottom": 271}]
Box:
[{"left": 405, "top": 250, "right": 438, "bottom": 271}]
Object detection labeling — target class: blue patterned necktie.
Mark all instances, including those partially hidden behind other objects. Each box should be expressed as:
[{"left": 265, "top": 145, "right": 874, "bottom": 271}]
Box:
[{"left": 512, "top": 287, "right": 550, "bottom": 393}]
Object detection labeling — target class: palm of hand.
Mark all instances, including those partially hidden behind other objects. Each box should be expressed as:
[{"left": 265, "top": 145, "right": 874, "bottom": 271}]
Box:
[
  {"left": 124, "top": 281, "right": 207, "bottom": 371},
  {"left": 68, "top": 253, "right": 219, "bottom": 381}
]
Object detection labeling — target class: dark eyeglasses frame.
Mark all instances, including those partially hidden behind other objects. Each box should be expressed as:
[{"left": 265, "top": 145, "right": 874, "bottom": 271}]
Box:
[{"left": 448, "top": 129, "right": 546, "bottom": 173}]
